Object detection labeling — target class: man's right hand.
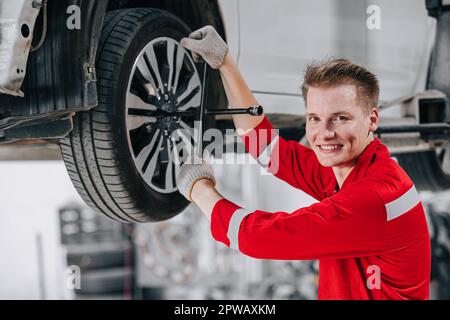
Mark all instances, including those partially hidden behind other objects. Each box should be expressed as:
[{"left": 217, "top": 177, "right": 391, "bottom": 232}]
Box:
[
  {"left": 182, "top": 26, "right": 264, "bottom": 135},
  {"left": 180, "top": 25, "right": 228, "bottom": 69}
]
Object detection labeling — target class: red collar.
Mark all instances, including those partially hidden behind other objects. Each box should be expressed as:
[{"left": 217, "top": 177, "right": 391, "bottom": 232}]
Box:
[{"left": 325, "top": 138, "right": 388, "bottom": 194}]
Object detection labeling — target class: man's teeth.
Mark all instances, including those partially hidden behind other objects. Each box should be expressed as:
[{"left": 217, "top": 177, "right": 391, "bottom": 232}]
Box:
[{"left": 320, "top": 145, "right": 341, "bottom": 150}]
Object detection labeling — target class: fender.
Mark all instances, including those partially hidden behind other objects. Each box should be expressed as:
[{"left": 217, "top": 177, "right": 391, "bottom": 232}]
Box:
[{"left": 0, "top": 0, "right": 108, "bottom": 131}]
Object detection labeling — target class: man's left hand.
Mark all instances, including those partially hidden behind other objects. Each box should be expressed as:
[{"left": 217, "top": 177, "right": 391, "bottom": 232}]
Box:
[{"left": 176, "top": 154, "right": 216, "bottom": 201}]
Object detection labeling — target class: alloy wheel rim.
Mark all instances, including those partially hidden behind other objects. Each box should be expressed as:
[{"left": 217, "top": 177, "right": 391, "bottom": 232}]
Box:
[{"left": 125, "top": 37, "right": 202, "bottom": 193}]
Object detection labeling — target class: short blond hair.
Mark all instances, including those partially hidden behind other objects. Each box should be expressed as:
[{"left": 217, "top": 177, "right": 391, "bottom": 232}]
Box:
[{"left": 301, "top": 58, "right": 380, "bottom": 113}]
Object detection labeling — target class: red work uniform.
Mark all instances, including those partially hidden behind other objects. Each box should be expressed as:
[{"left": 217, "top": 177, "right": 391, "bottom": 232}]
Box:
[{"left": 210, "top": 116, "right": 431, "bottom": 300}]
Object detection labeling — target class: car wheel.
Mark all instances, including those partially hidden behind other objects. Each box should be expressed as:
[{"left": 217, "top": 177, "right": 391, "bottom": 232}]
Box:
[
  {"left": 60, "top": 8, "right": 214, "bottom": 222},
  {"left": 394, "top": 149, "right": 450, "bottom": 191}
]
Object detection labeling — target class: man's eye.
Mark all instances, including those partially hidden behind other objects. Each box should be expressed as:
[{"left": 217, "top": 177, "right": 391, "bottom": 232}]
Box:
[
  {"left": 308, "top": 117, "right": 319, "bottom": 122},
  {"left": 334, "top": 116, "right": 348, "bottom": 121}
]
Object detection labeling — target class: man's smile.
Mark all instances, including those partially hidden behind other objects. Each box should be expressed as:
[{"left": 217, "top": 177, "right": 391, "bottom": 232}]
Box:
[{"left": 317, "top": 144, "right": 344, "bottom": 153}]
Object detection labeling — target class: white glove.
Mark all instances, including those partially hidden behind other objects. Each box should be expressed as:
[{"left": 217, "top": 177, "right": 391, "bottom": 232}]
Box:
[
  {"left": 176, "top": 154, "right": 216, "bottom": 201},
  {"left": 180, "top": 25, "right": 228, "bottom": 69}
]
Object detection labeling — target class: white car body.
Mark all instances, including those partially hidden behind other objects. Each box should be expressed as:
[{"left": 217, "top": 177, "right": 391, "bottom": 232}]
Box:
[{"left": 219, "top": 0, "right": 435, "bottom": 118}]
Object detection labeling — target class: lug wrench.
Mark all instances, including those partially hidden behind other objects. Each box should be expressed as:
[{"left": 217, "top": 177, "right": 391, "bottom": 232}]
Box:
[{"left": 195, "top": 63, "right": 263, "bottom": 157}]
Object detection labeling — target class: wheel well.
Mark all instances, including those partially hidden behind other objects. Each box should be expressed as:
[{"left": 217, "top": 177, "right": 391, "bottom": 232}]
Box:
[{"left": 106, "top": 0, "right": 227, "bottom": 41}]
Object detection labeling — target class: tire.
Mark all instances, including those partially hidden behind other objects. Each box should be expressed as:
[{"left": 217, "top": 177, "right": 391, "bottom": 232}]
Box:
[
  {"left": 394, "top": 150, "right": 450, "bottom": 191},
  {"left": 60, "top": 8, "right": 218, "bottom": 222}
]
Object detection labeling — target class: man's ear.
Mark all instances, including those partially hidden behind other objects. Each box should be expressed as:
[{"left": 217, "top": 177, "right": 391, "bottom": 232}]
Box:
[{"left": 368, "top": 107, "right": 379, "bottom": 133}]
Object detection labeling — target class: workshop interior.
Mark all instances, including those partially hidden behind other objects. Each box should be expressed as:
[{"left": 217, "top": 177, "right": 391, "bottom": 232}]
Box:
[{"left": 0, "top": 0, "right": 450, "bottom": 300}]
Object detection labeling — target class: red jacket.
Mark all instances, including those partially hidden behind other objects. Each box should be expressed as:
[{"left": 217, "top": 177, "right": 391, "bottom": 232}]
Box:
[{"left": 210, "top": 116, "right": 431, "bottom": 300}]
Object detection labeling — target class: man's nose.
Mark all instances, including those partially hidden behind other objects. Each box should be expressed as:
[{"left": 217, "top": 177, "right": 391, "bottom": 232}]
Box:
[{"left": 319, "top": 122, "right": 336, "bottom": 139}]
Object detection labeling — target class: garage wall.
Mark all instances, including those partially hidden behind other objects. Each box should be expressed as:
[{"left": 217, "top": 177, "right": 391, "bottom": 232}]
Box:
[{"left": 0, "top": 161, "right": 80, "bottom": 299}]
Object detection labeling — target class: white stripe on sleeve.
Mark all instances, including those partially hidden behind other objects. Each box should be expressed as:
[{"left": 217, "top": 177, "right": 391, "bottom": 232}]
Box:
[
  {"left": 227, "top": 209, "right": 252, "bottom": 250},
  {"left": 385, "top": 185, "right": 421, "bottom": 221}
]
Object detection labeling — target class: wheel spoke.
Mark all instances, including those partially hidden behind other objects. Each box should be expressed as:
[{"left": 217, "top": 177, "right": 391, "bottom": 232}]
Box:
[
  {"left": 144, "top": 134, "right": 164, "bottom": 181},
  {"left": 165, "top": 140, "right": 175, "bottom": 190},
  {"left": 128, "top": 108, "right": 158, "bottom": 117},
  {"left": 126, "top": 114, "right": 156, "bottom": 131},
  {"left": 178, "top": 120, "right": 199, "bottom": 151},
  {"left": 176, "top": 86, "right": 201, "bottom": 111},
  {"left": 133, "top": 68, "right": 158, "bottom": 99},
  {"left": 178, "top": 120, "right": 194, "bottom": 138},
  {"left": 171, "top": 137, "right": 183, "bottom": 170},
  {"left": 144, "top": 45, "right": 165, "bottom": 94},
  {"left": 135, "top": 128, "right": 161, "bottom": 171},
  {"left": 126, "top": 92, "right": 157, "bottom": 111},
  {"left": 167, "top": 41, "right": 176, "bottom": 92},
  {"left": 171, "top": 45, "right": 186, "bottom": 94},
  {"left": 176, "top": 73, "right": 201, "bottom": 110},
  {"left": 136, "top": 58, "right": 159, "bottom": 98},
  {"left": 126, "top": 88, "right": 159, "bottom": 130}
]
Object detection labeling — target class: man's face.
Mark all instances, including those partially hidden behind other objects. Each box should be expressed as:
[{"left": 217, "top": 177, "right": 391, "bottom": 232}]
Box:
[{"left": 305, "top": 85, "right": 378, "bottom": 168}]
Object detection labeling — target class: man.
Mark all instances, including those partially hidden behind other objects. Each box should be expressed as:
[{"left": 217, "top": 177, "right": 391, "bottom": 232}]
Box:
[{"left": 176, "top": 26, "right": 431, "bottom": 300}]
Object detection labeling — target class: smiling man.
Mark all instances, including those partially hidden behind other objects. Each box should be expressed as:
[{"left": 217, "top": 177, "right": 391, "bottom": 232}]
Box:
[
  {"left": 302, "top": 67, "right": 380, "bottom": 189},
  {"left": 177, "top": 26, "right": 431, "bottom": 300}
]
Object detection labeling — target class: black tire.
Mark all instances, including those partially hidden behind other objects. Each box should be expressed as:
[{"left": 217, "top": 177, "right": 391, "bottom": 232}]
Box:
[
  {"left": 394, "top": 151, "right": 450, "bottom": 191},
  {"left": 60, "top": 8, "right": 217, "bottom": 222}
]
